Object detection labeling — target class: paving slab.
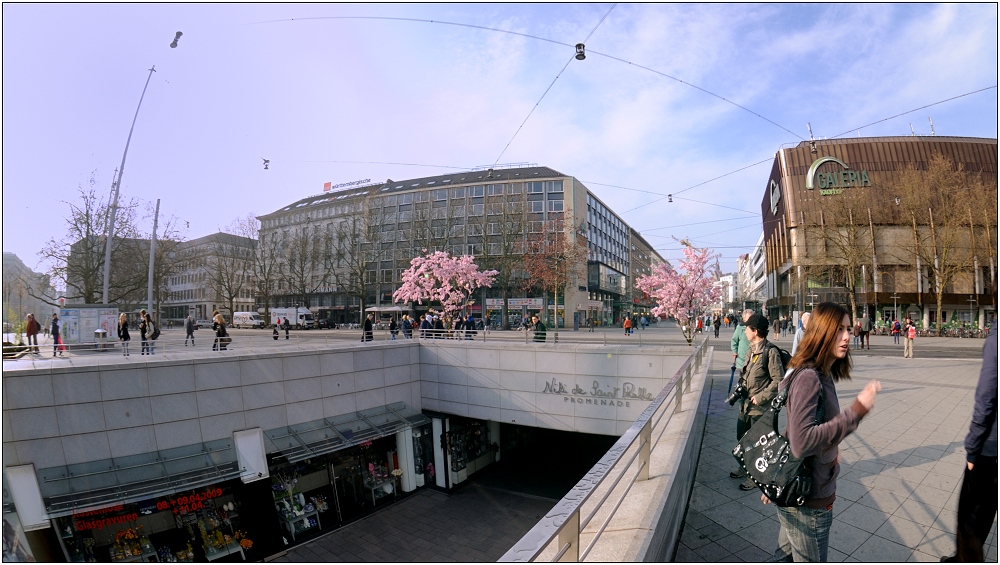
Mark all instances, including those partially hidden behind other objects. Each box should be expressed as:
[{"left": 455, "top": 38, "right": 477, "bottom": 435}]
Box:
[{"left": 674, "top": 344, "right": 998, "bottom": 562}]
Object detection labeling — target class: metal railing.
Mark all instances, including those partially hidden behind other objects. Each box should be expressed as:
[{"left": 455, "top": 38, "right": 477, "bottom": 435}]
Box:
[{"left": 500, "top": 336, "right": 710, "bottom": 562}]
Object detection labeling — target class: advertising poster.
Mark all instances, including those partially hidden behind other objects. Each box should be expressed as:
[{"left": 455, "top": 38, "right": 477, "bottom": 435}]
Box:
[
  {"left": 99, "top": 309, "right": 118, "bottom": 337},
  {"left": 2, "top": 512, "right": 37, "bottom": 562},
  {"left": 58, "top": 308, "right": 81, "bottom": 344}
]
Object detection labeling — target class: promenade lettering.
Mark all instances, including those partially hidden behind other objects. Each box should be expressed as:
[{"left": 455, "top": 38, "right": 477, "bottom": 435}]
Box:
[{"left": 541, "top": 378, "right": 655, "bottom": 408}]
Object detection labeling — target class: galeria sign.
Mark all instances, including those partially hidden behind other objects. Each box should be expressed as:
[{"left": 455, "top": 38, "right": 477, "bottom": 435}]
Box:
[{"left": 805, "top": 156, "right": 871, "bottom": 195}]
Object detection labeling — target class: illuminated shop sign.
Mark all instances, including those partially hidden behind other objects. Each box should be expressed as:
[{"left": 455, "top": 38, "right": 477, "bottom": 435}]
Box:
[{"left": 805, "top": 156, "right": 871, "bottom": 195}]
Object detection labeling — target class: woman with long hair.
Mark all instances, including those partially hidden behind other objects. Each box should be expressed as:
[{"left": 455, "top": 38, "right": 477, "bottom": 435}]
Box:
[
  {"left": 763, "top": 302, "right": 882, "bottom": 562},
  {"left": 117, "top": 313, "right": 130, "bottom": 357}
]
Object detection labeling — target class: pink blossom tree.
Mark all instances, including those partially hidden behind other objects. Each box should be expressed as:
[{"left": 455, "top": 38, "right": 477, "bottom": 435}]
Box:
[
  {"left": 392, "top": 250, "right": 498, "bottom": 315},
  {"left": 635, "top": 240, "right": 722, "bottom": 345}
]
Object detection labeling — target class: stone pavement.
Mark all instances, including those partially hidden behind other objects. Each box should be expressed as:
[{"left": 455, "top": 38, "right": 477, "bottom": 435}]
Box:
[
  {"left": 269, "top": 483, "right": 556, "bottom": 562},
  {"left": 675, "top": 345, "right": 998, "bottom": 562}
]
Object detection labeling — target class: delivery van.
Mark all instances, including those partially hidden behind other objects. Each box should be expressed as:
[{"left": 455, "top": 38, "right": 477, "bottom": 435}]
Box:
[{"left": 233, "top": 312, "right": 265, "bottom": 329}]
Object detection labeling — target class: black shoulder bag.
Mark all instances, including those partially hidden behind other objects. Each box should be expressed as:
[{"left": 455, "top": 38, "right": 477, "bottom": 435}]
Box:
[{"left": 732, "top": 369, "right": 824, "bottom": 507}]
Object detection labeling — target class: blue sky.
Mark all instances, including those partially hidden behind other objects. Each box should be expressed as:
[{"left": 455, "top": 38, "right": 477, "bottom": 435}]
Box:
[{"left": 3, "top": 3, "right": 997, "bottom": 280}]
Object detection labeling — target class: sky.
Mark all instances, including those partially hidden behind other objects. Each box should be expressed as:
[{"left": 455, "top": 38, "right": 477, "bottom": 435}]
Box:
[{"left": 3, "top": 3, "right": 997, "bottom": 284}]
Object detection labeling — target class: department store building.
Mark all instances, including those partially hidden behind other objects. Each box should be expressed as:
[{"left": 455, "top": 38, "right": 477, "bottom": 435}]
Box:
[{"left": 758, "top": 136, "right": 997, "bottom": 328}]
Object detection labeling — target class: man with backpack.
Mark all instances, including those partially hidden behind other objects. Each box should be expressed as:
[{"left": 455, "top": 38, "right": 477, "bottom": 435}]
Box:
[{"left": 731, "top": 313, "right": 785, "bottom": 491}]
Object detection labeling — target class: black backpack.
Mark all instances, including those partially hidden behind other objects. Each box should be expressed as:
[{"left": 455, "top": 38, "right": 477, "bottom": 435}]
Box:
[
  {"left": 150, "top": 324, "right": 161, "bottom": 340},
  {"left": 771, "top": 343, "right": 792, "bottom": 372},
  {"left": 733, "top": 368, "right": 824, "bottom": 506}
]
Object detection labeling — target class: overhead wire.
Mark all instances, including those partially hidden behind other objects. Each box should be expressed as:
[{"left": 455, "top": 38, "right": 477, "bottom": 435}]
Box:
[{"left": 492, "top": 4, "right": 617, "bottom": 167}]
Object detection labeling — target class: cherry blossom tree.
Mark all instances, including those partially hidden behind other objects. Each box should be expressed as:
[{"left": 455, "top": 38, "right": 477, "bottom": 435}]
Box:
[
  {"left": 393, "top": 250, "right": 498, "bottom": 315},
  {"left": 635, "top": 240, "right": 722, "bottom": 345}
]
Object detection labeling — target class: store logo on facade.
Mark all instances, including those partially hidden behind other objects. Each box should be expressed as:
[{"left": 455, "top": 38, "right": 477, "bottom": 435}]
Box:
[
  {"left": 806, "top": 156, "right": 871, "bottom": 195},
  {"left": 541, "top": 378, "right": 654, "bottom": 408},
  {"left": 769, "top": 179, "right": 781, "bottom": 215}
]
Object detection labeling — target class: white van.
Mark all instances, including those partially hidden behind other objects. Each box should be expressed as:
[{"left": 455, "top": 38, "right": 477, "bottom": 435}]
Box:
[{"left": 233, "top": 312, "right": 265, "bottom": 329}]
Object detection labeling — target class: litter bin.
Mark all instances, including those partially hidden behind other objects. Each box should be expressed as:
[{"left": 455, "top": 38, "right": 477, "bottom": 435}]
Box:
[{"left": 94, "top": 328, "right": 108, "bottom": 351}]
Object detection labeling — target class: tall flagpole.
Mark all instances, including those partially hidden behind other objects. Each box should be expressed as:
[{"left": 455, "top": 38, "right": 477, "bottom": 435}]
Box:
[{"left": 102, "top": 65, "right": 156, "bottom": 304}]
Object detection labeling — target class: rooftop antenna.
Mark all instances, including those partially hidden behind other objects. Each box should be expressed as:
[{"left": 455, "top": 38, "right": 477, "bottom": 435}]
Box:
[
  {"left": 909, "top": 123, "right": 916, "bottom": 136},
  {"left": 928, "top": 117, "right": 936, "bottom": 136},
  {"left": 806, "top": 122, "right": 817, "bottom": 153}
]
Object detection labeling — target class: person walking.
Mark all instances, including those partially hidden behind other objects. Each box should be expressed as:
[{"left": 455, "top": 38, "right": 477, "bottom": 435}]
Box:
[
  {"left": 941, "top": 321, "right": 997, "bottom": 562},
  {"left": 781, "top": 315, "right": 789, "bottom": 337},
  {"left": 891, "top": 318, "right": 901, "bottom": 345},
  {"left": 144, "top": 313, "right": 157, "bottom": 355},
  {"left": 402, "top": 315, "right": 412, "bottom": 339},
  {"left": 713, "top": 315, "right": 722, "bottom": 338},
  {"left": 283, "top": 317, "right": 290, "bottom": 339},
  {"left": 772, "top": 316, "right": 781, "bottom": 340},
  {"left": 185, "top": 315, "right": 195, "bottom": 346},
  {"left": 623, "top": 316, "right": 633, "bottom": 336},
  {"left": 389, "top": 317, "right": 398, "bottom": 340},
  {"left": 433, "top": 315, "right": 445, "bottom": 339},
  {"left": 51, "top": 312, "right": 64, "bottom": 357},
  {"left": 763, "top": 301, "right": 882, "bottom": 562},
  {"left": 117, "top": 313, "right": 131, "bottom": 357},
  {"left": 730, "top": 309, "right": 753, "bottom": 386},
  {"left": 25, "top": 313, "right": 40, "bottom": 354},
  {"left": 791, "top": 312, "right": 811, "bottom": 356},
  {"left": 860, "top": 313, "right": 872, "bottom": 350},
  {"left": 362, "top": 314, "right": 374, "bottom": 342},
  {"left": 532, "top": 315, "right": 547, "bottom": 342},
  {"left": 139, "top": 311, "right": 150, "bottom": 355},
  {"left": 732, "top": 314, "right": 783, "bottom": 491},
  {"left": 903, "top": 319, "right": 916, "bottom": 358},
  {"left": 853, "top": 320, "right": 862, "bottom": 349}
]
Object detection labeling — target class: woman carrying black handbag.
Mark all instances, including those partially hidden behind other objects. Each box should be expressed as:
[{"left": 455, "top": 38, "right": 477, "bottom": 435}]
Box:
[{"left": 762, "top": 302, "right": 881, "bottom": 562}]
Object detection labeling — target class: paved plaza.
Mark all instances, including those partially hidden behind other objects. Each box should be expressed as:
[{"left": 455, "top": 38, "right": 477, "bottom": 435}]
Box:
[{"left": 676, "top": 344, "right": 997, "bottom": 562}]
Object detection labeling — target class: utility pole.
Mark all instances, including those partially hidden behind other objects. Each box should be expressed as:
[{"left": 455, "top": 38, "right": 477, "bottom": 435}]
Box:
[
  {"left": 102, "top": 65, "right": 157, "bottom": 304},
  {"left": 147, "top": 199, "right": 160, "bottom": 322}
]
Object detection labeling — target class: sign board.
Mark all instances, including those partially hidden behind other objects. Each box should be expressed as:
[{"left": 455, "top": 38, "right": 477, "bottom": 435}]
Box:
[
  {"left": 485, "top": 298, "right": 543, "bottom": 308},
  {"left": 58, "top": 308, "right": 118, "bottom": 344}
]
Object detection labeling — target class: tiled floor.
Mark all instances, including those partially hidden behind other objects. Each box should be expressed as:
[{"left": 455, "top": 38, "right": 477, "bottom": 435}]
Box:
[
  {"left": 270, "top": 482, "right": 557, "bottom": 562},
  {"left": 675, "top": 351, "right": 998, "bottom": 562}
]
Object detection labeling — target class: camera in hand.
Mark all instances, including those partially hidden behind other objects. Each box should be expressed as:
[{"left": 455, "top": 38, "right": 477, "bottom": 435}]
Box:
[{"left": 726, "top": 383, "right": 748, "bottom": 406}]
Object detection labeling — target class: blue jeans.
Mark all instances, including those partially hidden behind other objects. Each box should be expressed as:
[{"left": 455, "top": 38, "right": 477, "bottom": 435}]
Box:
[{"left": 770, "top": 504, "right": 833, "bottom": 562}]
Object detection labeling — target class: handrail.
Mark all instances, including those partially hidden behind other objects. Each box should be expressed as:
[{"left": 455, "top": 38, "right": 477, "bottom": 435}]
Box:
[{"left": 500, "top": 336, "right": 710, "bottom": 562}]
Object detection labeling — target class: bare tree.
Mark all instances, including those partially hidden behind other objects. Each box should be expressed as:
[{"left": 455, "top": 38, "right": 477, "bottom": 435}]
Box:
[
  {"left": 331, "top": 194, "right": 390, "bottom": 322},
  {"left": 471, "top": 183, "right": 530, "bottom": 329},
  {"left": 280, "top": 223, "right": 331, "bottom": 309},
  {"left": 204, "top": 225, "right": 257, "bottom": 319},
  {"left": 236, "top": 214, "right": 279, "bottom": 323},
  {"left": 523, "top": 218, "right": 589, "bottom": 340},
  {"left": 891, "top": 154, "right": 996, "bottom": 333}
]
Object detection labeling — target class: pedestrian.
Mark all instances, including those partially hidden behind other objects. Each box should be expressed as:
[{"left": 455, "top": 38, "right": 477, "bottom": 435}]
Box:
[
  {"left": 283, "top": 317, "right": 290, "bottom": 339},
  {"left": 623, "top": 316, "right": 633, "bottom": 336},
  {"left": 466, "top": 315, "right": 476, "bottom": 340},
  {"left": 419, "top": 314, "right": 430, "bottom": 338},
  {"left": 640, "top": 315, "right": 647, "bottom": 330},
  {"left": 143, "top": 314, "right": 158, "bottom": 354},
  {"left": 730, "top": 309, "right": 753, "bottom": 390},
  {"left": 272, "top": 325, "right": 279, "bottom": 340},
  {"left": 117, "top": 313, "right": 131, "bottom": 357},
  {"left": 402, "top": 315, "right": 412, "bottom": 339},
  {"left": 781, "top": 315, "right": 789, "bottom": 337},
  {"left": 853, "top": 320, "right": 861, "bottom": 349},
  {"left": 25, "top": 313, "right": 40, "bottom": 354},
  {"left": 213, "top": 312, "right": 229, "bottom": 351},
  {"left": 51, "top": 312, "right": 64, "bottom": 357},
  {"left": 772, "top": 316, "right": 781, "bottom": 339},
  {"left": 903, "top": 319, "right": 915, "bottom": 358},
  {"left": 713, "top": 315, "right": 722, "bottom": 338},
  {"left": 763, "top": 301, "right": 882, "bottom": 562},
  {"left": 362, "top": 314, "right": 374, "bottom": 342},
  {"left": 860, "top": 313, "right": 872, "bottom": 350},
  {"left": 696, "top": 317, "right": 703, "bottom": 334},
  {"left": 731, "top": 313, "right": 783, "bottom": 491},
  {"left": 791, "top": 312, "right": 811, "bottom": 356},
  {"left": 891, "top": 318, "right": 901, "bottom": 345},
  {"left": 389, "top": 317, "right": 398, "bottom": 340},
  {"left": 139, "top": 310, "right": 150, "bottom": 355},
  {"left": 532, "top": 315, "right": 546, "bottom": 342},
  {"left": 941, "top": 320, "right": 997, "bottom": 562},
  {"left": 185, "top": 315, "right": 195, "bottom": 346}
]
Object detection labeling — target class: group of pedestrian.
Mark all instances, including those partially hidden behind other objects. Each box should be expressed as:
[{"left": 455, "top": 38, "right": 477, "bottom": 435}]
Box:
[{"left": 725, "top": 303, "right": 996, "bottom": 562}]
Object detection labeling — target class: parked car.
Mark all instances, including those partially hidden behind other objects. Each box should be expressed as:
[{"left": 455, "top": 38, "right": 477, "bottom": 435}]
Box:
[
  {"left": 195, "top": 319, "right": 212, "bottom": 330},
  {"left": 316, "top": 318, "right": 333, "bottom": 329}
]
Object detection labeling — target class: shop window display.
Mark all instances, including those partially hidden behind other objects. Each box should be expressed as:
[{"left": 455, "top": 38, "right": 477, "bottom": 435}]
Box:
[
  {"left": 52, "top": 483, "right": 252, "bottom": 563},
  {"left": 446, "top": 419, "right": 494, "bottom": 485}
]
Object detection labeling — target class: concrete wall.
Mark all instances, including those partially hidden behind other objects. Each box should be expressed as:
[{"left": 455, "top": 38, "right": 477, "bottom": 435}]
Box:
[
  {"left": 2, "top": 343, "right": 421, "bottom": 470},
  {"left": 419, "top": 341, "right": 695, "bottom": 436},
  {"left": 3, "top": 341, "right": 701, "bottom": 472}
]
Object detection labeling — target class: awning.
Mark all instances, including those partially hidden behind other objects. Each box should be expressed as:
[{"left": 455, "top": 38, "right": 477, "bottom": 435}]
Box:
[
  {"left": 36, "top": 439, "right": 242, "bottom": 518},
  {"left": 364, "top": 306, "right": 409, "bottom": 313},
  {"left": 264, "top": 402, "right": 430, "bottom": 463}
]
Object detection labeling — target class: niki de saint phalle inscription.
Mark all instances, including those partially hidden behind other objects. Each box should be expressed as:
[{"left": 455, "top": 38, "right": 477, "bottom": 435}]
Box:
[{"left": 541, "top": 378, "right": 654, "bottom": 408}]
